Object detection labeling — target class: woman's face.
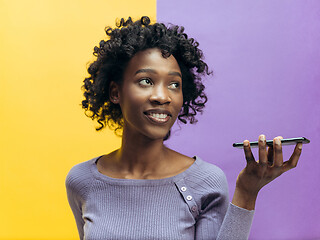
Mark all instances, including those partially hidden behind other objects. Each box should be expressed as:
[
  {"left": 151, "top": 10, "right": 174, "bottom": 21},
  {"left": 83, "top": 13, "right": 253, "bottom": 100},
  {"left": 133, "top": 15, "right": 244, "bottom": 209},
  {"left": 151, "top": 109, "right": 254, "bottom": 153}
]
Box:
[{"left": 114, "top": 48, "right": 183, "bottom": 140}]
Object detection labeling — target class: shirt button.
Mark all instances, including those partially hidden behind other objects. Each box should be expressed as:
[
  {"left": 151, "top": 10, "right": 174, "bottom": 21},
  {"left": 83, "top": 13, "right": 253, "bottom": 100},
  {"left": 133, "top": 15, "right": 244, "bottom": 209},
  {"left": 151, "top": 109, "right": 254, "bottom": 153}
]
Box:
[
  {"left": 191, "top": 205, "right": 197, "bottom": 212},
  {"left": 181, "top": 186, "right": 187, "bottom": 192},
  {"left": 186, "top": 195, "right": 193, "bottom": 201}
]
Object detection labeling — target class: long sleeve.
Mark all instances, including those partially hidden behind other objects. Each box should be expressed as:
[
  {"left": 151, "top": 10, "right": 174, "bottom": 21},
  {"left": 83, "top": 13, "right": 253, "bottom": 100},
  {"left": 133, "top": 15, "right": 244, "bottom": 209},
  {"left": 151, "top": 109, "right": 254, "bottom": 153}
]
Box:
[
  {"left": 189, "top": 160, "right": 254, "bottom": 240},
  {"left": 66, "top": 180, "right": 84, "bottom": 240},
  {"left": 192, "top": 165, "right": 230, "bottom": 239},
  {"left": 217, "top": 203, "right": 254, "bottom": 240},
  {"left": 65, "top": 160, "right": 94, "bottom": 240}
]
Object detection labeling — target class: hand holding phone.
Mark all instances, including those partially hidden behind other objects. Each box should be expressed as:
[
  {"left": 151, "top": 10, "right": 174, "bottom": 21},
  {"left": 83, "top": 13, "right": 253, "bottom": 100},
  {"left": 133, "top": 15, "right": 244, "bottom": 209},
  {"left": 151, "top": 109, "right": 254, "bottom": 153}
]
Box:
[{"left": 231, "top": 135, "right": 306, "bottom": 210}]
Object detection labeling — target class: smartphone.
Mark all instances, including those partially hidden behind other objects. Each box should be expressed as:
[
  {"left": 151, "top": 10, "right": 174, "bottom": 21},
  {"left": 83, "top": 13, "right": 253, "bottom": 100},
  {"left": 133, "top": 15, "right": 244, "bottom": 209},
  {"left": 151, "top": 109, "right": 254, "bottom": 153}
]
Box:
[{"left": 233, "top": 137, "right": 310, "bottom": 149}]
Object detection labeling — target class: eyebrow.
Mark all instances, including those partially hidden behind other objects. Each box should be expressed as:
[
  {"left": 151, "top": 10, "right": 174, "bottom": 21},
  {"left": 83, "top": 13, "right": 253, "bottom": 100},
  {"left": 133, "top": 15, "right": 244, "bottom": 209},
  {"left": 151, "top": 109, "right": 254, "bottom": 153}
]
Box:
[{"left": 135, "top": 68, "right": 182, "bottom": 78}]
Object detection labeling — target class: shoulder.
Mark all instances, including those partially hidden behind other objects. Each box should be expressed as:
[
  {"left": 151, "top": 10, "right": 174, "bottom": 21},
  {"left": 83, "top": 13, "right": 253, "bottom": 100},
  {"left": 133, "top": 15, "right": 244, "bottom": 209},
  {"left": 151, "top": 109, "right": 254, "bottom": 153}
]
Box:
[
  {"left": 183, "top": 156, "right": 229, "bottom": 195},
  {"left": 183, "top": 156, "right": 230, "bottom": 212},
  {"left": 65, "top": 157, "right": 98, "bottom": 196},
  {"left": 192, "top": 157, "right": 228, "bottom": 186}
]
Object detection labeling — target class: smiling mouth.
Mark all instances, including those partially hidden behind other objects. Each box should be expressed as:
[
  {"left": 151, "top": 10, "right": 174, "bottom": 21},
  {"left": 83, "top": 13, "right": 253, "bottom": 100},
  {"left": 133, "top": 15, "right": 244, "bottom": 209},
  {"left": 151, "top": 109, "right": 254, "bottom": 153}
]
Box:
[{"left": 144, "top": 112, "right": 171, "bottom": 124}]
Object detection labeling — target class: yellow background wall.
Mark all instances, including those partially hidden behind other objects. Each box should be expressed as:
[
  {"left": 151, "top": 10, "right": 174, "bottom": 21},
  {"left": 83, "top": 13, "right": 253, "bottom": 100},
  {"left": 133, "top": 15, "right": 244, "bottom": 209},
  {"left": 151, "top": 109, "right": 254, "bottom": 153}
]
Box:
[{"left": 0, "top": 1, "right": 156, "bottom": 239}]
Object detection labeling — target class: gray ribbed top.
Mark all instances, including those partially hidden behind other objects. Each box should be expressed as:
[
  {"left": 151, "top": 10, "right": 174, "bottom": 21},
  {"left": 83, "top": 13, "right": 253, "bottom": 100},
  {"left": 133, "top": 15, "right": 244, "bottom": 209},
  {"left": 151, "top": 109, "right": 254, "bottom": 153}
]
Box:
[{"left": 66, "top": 156, "right": 254, "bottom": 240}]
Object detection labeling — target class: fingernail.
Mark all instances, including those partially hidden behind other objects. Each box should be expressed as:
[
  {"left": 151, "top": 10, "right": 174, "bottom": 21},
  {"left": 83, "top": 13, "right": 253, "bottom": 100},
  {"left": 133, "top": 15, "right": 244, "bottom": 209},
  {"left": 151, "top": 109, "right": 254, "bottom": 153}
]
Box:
[
  {"left": 260, "top": 135, "right": 265, "bottom": 142},
  {"left": 275, "top": 138, "right": 281, "bottom": 145},
  {"left": 298, "top": 143, "right": 303, "bottom": 150},
  {"left": 244, "top": 141, "right": 249, "bottom": 147}
]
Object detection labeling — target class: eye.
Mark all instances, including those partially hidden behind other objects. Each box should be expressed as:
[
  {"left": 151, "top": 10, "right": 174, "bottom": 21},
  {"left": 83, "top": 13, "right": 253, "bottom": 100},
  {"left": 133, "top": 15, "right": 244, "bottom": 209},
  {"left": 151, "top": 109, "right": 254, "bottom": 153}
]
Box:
[
  {"left": 139, "top": 78, "right": 153, "bottom": 86},
  {"left": 168, "top": 82, "right": 180, "bottom": 89}
]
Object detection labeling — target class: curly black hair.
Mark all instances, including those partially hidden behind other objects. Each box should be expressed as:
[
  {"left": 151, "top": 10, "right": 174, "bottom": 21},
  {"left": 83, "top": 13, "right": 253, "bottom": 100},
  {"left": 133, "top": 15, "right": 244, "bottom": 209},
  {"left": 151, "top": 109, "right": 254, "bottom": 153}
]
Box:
[{"left": 82, "top": 16, "right": 211, "bottom": 139}]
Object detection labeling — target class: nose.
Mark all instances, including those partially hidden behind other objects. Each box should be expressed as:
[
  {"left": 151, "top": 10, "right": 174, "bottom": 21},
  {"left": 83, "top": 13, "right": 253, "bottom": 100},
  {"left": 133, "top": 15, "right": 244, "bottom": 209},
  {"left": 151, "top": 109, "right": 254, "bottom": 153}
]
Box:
[{"left": 149, "top": 85, "right": 171, "bottom": 105}]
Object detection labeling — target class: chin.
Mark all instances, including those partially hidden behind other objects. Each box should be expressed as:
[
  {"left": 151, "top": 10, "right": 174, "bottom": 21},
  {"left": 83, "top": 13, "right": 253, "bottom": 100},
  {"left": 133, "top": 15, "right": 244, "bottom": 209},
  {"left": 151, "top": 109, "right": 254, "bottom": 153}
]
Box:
[{"left": 142, "top": 127, "right": 170, "bottom": 141}]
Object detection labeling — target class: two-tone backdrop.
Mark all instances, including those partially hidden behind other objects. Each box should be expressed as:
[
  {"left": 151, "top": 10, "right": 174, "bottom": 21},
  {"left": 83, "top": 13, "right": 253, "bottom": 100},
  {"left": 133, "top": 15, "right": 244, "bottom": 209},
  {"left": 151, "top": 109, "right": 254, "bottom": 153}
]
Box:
[{"left": 1, "top": 0, "right": 319, "bottom": 239}]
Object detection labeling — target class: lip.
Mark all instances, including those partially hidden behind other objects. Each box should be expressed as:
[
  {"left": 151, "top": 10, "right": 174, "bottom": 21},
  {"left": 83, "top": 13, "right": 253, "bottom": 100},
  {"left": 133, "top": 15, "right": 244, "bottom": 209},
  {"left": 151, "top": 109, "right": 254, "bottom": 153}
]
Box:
[{"left": 143, "top": 109, "right": 172, "bottom": 124}]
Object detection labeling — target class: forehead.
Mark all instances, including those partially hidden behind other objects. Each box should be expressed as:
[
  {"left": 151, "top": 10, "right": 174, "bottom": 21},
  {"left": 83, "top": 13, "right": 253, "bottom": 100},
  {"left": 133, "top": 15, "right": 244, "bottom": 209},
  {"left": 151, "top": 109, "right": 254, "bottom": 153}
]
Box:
[{"left": 124, "top": 48, "right": 181, "bottom": 76}]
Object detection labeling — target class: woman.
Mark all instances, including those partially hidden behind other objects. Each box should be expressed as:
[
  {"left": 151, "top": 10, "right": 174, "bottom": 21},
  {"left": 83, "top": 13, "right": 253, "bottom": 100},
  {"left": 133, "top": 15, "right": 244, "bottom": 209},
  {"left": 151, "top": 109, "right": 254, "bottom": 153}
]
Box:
[{"left": 66, "top": 16, "right": 303, "bottom": 240}]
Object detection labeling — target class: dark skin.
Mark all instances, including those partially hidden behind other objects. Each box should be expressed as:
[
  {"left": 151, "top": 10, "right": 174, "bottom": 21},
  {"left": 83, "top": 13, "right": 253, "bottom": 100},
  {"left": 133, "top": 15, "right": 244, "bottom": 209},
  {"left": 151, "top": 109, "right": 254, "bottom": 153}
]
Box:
[
  {"left": 97, "top": 48, "right": 303, "bottom": 210},
  {"left": 97, "top": 48, "right": 194, "bottom": 180}
]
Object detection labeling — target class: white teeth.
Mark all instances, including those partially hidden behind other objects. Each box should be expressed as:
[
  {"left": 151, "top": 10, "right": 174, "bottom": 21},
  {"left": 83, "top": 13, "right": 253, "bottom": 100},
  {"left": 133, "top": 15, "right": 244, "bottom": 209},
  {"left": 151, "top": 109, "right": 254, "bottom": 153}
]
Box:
[
  {"left": 151, "top": 113, "right": 167, "bottom": 119},
  {"left": 147, "top": 112, "right": 169, "bottom": 122}
]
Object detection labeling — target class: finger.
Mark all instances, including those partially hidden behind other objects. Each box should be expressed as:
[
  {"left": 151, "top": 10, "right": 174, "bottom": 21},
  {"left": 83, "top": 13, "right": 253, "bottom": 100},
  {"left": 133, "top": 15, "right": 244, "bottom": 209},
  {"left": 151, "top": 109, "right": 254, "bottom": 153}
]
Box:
[
  {"left": 243, "top": 140, "right": 255, "bottom": 164},
  {"left": 273, "top": 136, "right": 283, "bottom": 167},
  {"left": 258, "top": 134, "right": 268, "bottom": 165},
  {"left": 282, "top": 143, "right": 303, "bottom": 172}
]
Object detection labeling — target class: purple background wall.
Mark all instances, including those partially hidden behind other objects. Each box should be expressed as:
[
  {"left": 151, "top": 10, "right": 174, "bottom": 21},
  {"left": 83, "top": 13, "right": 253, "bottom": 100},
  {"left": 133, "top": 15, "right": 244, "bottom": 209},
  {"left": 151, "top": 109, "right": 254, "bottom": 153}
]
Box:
[{"left": 158, "top": 1, "right": 320, "bottom": 239}]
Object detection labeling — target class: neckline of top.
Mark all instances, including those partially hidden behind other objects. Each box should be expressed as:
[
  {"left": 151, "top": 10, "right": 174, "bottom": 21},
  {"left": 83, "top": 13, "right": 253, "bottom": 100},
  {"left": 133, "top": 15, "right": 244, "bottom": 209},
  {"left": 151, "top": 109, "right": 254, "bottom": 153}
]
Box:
[{"left": 90, "top": 155, "right": 202, "bottom": 186}]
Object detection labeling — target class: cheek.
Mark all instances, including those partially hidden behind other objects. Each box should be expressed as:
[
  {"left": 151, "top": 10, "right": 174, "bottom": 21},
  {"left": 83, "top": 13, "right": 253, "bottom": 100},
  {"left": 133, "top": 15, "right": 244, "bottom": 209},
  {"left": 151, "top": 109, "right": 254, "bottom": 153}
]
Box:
[
  {"left": 120, "top": 87, "right": 147, "bottom": 112},
  {"left": 173, "top": 92, "right": 184, "bottom": 114}
]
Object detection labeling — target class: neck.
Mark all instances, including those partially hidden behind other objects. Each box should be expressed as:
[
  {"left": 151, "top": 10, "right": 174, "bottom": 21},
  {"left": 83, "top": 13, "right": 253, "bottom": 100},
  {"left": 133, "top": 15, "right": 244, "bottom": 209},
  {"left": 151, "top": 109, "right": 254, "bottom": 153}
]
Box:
[{"left": 115, "top": 127, "right": 170, "bottom": 178}]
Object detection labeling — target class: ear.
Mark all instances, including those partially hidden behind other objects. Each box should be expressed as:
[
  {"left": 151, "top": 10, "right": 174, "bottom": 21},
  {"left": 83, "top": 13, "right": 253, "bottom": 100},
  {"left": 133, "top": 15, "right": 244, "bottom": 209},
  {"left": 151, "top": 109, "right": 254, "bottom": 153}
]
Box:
[{"left": 109, "top": 81, "right": 120, "bottom": 104}]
